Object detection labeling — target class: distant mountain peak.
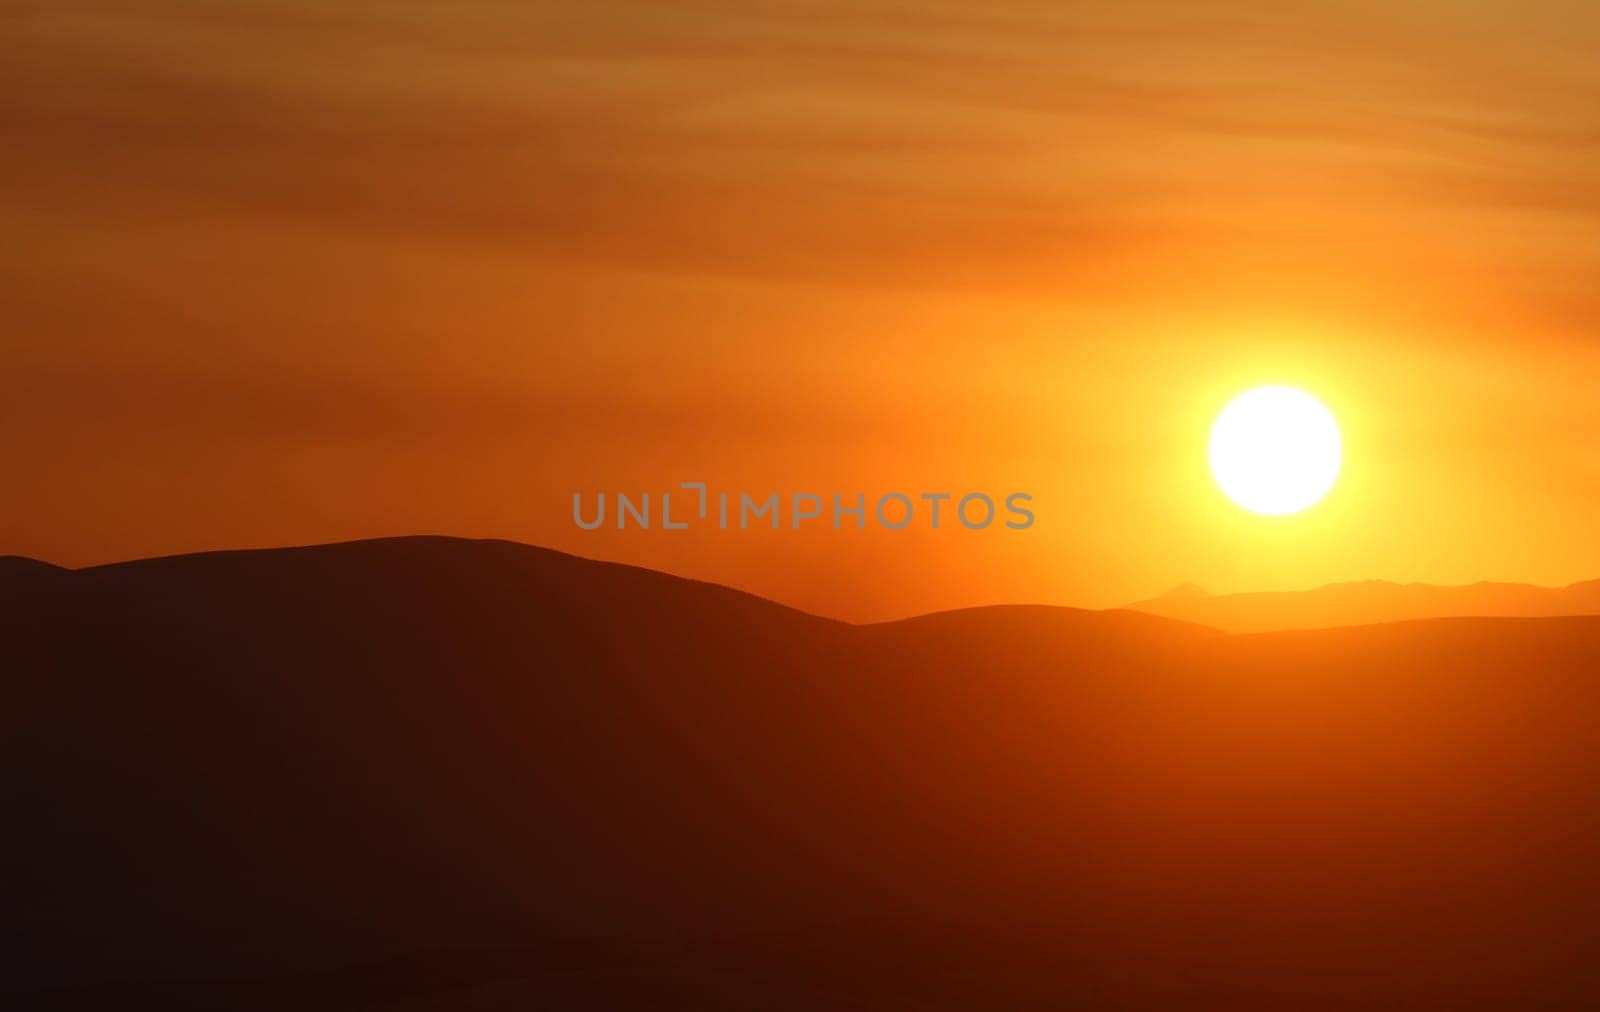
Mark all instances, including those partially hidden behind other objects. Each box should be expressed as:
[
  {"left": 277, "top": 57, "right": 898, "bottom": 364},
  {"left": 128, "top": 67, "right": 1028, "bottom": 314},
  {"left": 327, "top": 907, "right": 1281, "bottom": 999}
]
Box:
[{"left": 1125, "top": 575, "right": 1600, "bottom": 633}]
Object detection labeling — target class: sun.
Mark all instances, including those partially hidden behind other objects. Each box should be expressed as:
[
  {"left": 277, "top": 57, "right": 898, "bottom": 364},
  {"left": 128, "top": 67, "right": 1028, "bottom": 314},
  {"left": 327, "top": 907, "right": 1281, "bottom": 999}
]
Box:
[{"left": 1209, "top": 386, "right": 1342, "bottom": 515}]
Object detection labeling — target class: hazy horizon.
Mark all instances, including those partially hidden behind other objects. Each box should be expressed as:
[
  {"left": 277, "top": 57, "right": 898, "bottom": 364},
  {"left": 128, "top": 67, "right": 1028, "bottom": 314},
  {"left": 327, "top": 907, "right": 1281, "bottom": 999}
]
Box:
[
  {"left": 11, "top": 532, "right": 1600, "bottom": 626},
  {"left": 11, "top": 5, "right": 1600, "bottom": 1008}
]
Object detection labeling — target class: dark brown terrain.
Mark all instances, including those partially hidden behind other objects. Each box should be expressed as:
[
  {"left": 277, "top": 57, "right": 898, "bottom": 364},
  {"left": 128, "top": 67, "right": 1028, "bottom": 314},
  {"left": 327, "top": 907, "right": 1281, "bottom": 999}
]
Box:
[{"left": 8, "top": 537, "right": 1600, "bottom": 1009}]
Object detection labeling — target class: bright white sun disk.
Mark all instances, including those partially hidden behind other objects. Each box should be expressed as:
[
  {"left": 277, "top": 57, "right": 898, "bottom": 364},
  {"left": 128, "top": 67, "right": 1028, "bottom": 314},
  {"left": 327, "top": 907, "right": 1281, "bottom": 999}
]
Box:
[{"left": 1209, "top": 386, "right": 1341, "bottom": 515}]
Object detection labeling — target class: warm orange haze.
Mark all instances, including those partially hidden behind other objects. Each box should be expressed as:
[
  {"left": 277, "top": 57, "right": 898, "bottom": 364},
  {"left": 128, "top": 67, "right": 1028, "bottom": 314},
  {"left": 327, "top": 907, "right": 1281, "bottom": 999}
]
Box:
[
  {"left": 5, "top": 1, "right": 1600, "bottom": 620},
  {"left": 10, "top": 5, "right": 1600, "bottom": 1008}
]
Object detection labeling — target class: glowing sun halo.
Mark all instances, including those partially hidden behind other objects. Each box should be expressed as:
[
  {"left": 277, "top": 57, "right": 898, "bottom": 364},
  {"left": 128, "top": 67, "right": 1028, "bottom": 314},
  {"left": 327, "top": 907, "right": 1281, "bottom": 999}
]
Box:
[{"left": 1209, "top": 386, "right": 1342, "bottom": 516}]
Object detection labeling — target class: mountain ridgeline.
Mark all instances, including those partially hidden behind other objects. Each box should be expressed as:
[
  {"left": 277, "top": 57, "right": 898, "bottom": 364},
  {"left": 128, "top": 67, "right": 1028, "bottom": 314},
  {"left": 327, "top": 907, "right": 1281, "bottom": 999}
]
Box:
[
  {"left": 8, "top": 538, "right": 1600, "bottom": 1009},
  {"left": 1125, "top": 576, "right": 1600, "bottom": 633}
]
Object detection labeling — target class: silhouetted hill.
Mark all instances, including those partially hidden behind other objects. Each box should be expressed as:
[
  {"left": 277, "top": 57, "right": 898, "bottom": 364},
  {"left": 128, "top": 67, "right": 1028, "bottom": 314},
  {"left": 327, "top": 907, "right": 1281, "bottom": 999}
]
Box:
[
  {"left": 0, "top": 555, "right": 68, "bottom": 594},
  {"left": 9, "top": 538, "right": 1600, "bottom": 1009},
  {"left": 1124, "top": 576, "right": 1600, "bottom": 632}
]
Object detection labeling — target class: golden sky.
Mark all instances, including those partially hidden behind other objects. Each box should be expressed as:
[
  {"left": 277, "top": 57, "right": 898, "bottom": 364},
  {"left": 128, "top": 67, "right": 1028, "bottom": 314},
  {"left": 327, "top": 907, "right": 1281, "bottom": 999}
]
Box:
[{"left": 5, "top": 0, "right": 1600, "bottom": 619}]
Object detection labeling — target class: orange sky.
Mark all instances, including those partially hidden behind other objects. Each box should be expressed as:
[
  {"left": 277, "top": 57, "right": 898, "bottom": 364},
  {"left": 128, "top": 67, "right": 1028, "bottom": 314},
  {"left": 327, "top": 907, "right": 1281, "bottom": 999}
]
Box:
[{"left": 5, "top": 1, "right": 1600, "bottom": 620}]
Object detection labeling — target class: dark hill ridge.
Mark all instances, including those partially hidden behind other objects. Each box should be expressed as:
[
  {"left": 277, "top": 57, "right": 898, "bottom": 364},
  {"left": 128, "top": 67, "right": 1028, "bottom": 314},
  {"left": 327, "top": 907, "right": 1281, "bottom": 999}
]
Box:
[
  {"left": 0, "top": 554, "right": 67, "bottom": 575},
  {"left": 1125, "top": 575, "right": 1600, "bottom": 632},
  {"left": 0, "top": 554, "right": 69, "bottom": 595},
  {"left": 8, "top": 537, "right": 1600, "bottom": 1009}
]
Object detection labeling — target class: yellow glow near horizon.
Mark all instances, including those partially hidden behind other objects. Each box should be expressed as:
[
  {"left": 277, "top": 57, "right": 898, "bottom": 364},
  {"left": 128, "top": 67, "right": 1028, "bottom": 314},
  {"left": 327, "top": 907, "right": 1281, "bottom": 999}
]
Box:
[{"left": 1209, "top": 386, "right": 1342, "bottom": 516}]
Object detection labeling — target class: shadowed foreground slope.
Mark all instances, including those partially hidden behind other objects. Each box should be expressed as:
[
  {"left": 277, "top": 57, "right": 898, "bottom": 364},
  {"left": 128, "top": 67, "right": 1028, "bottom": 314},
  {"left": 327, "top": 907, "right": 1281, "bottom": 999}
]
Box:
[{"left": 7, "top": 538, "right": 1600, "bottom": 1009}]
